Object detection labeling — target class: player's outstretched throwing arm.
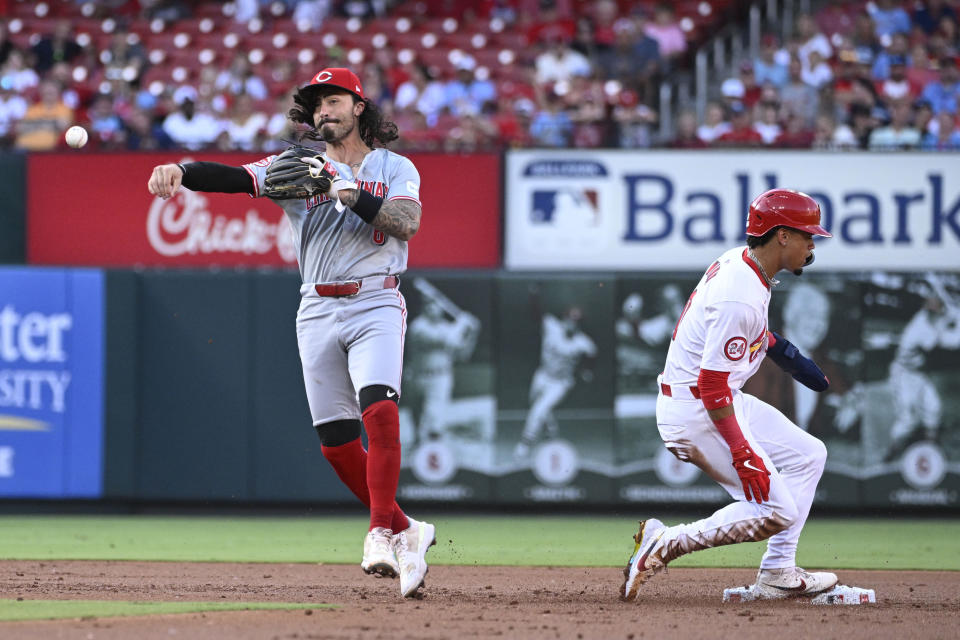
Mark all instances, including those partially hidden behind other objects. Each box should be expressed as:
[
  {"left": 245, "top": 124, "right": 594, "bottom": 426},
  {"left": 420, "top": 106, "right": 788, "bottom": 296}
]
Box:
[{"left": 147, "top": 162, "right": 255, "bottom": 198}]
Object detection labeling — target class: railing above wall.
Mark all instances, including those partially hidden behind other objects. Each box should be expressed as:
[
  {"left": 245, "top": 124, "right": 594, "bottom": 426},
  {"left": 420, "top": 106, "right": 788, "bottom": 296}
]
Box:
[{"left": 661, "top": 0, "right": 812, "bottom": 130}]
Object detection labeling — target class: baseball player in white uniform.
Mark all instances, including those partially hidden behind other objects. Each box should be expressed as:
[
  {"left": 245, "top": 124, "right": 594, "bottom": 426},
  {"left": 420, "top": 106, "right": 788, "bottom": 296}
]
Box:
[
  {"left": 407, "top": 279, "right": 480, "bottom": 442},
  {"left": 147, "top": 68, "right": 435, "bottom": 598},
  {"left": 621, "top": 189, "right": 839, "bottom": 601},
  {"left": 514, "top": 308, "right": 597, "bottom": 459},
  {"left": 884, "top": 278, "right": 960, "bottom": 458}
]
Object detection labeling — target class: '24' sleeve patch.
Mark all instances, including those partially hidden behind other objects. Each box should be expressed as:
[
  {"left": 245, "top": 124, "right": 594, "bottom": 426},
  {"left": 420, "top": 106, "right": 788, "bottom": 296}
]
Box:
[{"left": 724, "top": 336, "right": 748, "bottom": 361}]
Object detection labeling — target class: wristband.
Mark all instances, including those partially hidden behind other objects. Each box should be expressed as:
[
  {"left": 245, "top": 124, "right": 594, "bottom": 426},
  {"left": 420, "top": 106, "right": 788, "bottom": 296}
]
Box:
[
  {"left": 352, "top": 189, "right": 384, "bottom": 224},
  {"left": 697, "top": 368, "right": 733, "bottom": 409},
  {"left": 176, "top": 163, "right": 187, "bottom": 176}
]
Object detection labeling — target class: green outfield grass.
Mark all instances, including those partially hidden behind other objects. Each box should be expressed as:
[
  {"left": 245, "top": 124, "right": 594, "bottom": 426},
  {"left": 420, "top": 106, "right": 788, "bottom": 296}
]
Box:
[
  {"left": 1, "top": 514, "right": 958, "bottom": 571},
  {"left": 0, "top": 599, "right": 323, "bottom": 622}
]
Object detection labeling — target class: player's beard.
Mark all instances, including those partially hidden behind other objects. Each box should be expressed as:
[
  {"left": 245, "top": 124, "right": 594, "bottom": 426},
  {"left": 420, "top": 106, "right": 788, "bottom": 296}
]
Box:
[
  {"left": 794, "top": 251, "right": 815, "bottom": 276},
  {"left": 318, "top": 118, "right": 356, "bottom": 143}
]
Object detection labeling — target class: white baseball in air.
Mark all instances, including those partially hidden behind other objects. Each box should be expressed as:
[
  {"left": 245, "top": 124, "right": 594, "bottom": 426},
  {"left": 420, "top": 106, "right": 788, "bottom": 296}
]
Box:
[{"left": 65, "top": 125, "right": 88, "bottom": 148}]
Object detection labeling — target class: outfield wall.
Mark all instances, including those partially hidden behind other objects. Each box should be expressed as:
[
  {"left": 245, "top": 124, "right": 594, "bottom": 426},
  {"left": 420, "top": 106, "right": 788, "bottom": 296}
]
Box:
[{"left": 0, "top": 267, "right": 957, "bottom": 508}]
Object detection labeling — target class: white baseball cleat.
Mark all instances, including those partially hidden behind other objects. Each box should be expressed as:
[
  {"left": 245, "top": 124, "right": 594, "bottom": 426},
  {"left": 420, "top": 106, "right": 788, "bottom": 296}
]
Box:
[
  {"left": 361, "top": 527, "right": 399, "bottom": 578},
  {"left": 394, "top": 517, "right": 437, "bottom": 598},
  {"left": 621, "top": 518, "right": 667, "bottom": 601},
  {"left": 753, "top": 567, "right": 838, "bottom": 599}
]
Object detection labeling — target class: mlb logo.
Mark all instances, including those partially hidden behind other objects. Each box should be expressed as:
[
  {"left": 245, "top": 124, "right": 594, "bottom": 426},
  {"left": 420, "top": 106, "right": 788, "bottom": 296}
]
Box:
[{"left": 531, "top": 188, "right": 599, "bottom": 226}]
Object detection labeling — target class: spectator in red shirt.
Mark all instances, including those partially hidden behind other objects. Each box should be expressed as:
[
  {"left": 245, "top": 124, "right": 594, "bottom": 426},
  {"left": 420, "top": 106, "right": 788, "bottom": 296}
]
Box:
[
  {"left": 774, "top": 112, "right": 815, "bottom": 148},
  {"left": 715, "top": 101, "right": 764, "bottom": 147},
  {"left": 738, "top": 61, "right": 763, "bottom": 108},
  {"left": 907, "top": 44, "right": 940, "bottom": 89},
  {"left": 671, "top": 110, "right": 708, "bottom": 148},
  {"left": 526, "top": 0, "right": 576, "bottom": 46},
  {"left": 590, "top": 0, "right": 618, "bottom": 50}
]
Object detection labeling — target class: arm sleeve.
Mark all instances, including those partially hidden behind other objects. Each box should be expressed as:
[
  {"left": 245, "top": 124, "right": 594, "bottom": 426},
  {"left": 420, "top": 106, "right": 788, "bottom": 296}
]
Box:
[
  {"left": 386, "top": 155, "right": 422, "bottom": 206},
  {"left": 700, "top": 300, "right": 765, "bottom": 373},
  {"left": 181, "top": 162, "right": 256, "bottom": 194}
]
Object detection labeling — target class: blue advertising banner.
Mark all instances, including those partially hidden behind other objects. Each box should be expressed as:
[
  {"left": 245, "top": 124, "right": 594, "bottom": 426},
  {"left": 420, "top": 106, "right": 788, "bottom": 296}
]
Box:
[{"left": 0, "top": 267, "right": 104, "bottom": 498}]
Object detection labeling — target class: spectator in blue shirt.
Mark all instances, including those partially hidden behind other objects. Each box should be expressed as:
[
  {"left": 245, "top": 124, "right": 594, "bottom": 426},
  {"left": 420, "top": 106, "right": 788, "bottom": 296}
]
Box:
[
  {"left": 530, "top": 91, "right": 573, "bottom": 147},
  {"left": 922, "top": 110, "right": 960, "bottom": 149},
  {"left": 753, "top": 34, "right": 788, "bottom": 88},
  {"left": 444, "top": 58, "right": 497, "bottom": 117},
  {"left": 868, "top": 0, "right": 912, "bottom": 37},
  {"left": 921, "top": 57, "right": 960, "bottom": 114},
  {"left": 872, "top": 32, "right": 910, "bottom": 80}
]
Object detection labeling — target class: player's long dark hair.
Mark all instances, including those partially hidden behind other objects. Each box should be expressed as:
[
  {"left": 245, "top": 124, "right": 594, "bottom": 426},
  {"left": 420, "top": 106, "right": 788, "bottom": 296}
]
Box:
[{"left": 289, "top": 86, "right": 399, "bottom": 148}]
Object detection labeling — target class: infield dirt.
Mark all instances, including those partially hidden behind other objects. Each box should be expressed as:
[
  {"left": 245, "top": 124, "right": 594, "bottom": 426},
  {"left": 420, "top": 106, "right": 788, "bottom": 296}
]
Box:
[{"left": 0, "top": 560, "right": 956, "bottom": 639}]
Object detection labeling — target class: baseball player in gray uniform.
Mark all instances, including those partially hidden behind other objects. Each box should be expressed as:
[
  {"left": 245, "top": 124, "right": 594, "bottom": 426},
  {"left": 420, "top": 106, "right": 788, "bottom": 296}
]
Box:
[{"left": 147, "top": 67, "right": 435, "bottom": 598}]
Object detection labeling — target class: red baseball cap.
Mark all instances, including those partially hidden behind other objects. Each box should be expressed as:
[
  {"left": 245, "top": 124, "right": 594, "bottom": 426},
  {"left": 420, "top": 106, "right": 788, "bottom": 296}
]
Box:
[{"left": 306, "top": 67, "right": 365, "bottom": 99}]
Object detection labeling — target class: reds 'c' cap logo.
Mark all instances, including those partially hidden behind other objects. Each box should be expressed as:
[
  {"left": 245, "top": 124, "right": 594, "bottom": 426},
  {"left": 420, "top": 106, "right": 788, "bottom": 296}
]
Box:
[{"left": 308, "top": 67, "right": 365, "bottom": 99}]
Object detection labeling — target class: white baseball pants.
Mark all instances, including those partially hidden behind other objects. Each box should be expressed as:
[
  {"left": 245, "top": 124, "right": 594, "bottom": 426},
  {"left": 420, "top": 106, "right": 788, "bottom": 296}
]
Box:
[{"left": 655, "top": 390, "right": 827, "bottom": 569}]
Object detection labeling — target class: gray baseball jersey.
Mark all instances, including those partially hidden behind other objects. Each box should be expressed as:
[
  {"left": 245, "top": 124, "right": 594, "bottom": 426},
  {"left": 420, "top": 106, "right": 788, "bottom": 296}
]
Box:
[
  {"left": 241, "top": 147, "right": 420, "bottom": 425},
  {"left": 243, "top": 148, "right": 422, "bottom": 283}
]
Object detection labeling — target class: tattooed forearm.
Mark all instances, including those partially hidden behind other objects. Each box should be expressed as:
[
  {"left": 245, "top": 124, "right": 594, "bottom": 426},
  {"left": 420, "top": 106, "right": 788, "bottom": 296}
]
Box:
[
  {"left": 338, "top": 190, "right": 359, "bottom": 208},
  {"left": 372, "top": 199, "right": 422, "bottom": 241}
]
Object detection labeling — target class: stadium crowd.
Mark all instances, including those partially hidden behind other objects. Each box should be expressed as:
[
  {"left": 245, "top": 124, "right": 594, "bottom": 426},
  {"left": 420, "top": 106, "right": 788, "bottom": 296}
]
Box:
[{"left": 1, "top": 0, "right": 959, "bottom": 152}]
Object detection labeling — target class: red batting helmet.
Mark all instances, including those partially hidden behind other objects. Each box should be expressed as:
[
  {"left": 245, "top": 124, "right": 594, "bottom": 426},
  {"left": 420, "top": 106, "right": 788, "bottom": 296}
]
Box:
[
  {"left": 306, "top": 67, "right": 365, "bottom": 99},
  {"left": 746, "top": 189, "right": 832, "bottom": 237}
]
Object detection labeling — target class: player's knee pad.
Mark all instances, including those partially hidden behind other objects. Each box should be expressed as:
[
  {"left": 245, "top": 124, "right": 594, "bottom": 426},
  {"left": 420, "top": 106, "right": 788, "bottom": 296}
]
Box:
[
  {"left": 314, "top": 419, "right": 362, "bottom": 448},
  {"left": 359, "top": 384, "right": 399, "bottom": 412}
]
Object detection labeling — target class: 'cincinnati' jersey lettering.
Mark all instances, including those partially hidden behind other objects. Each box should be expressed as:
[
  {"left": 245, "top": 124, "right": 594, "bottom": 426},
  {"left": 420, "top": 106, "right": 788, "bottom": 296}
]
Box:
[
  {"left": 304, "top": 181, "right": 388, "bottom": 209},
  {"left": 661, "top": 246, "right": 771, "bottom": 392},
  {"left": 244, "top": 148, "right": 421, "bottom": 284}
]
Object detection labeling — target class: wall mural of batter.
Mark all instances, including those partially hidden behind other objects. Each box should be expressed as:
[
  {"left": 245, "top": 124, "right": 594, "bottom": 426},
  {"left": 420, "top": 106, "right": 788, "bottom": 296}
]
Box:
[
  {"left": 389, "top": 271, "right": 959, "bottom": 510},
  {"left": 495, "top": 276, "right": 616, "bottom": 504},
  {"left": 398, "top": 275, "right": 496, "bottom": 502},
  {"left": 851, "top": 272, "right": 960, "bottom": 506}
]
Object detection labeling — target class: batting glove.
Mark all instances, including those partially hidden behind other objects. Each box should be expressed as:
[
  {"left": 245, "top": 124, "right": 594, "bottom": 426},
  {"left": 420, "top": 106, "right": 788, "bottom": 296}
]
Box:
[
  {"left": 300, "top": 156, "right": 357, "bottom": 213},
  {"left": 730, "top": 443, "right": 771, "bottom": 504}
]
